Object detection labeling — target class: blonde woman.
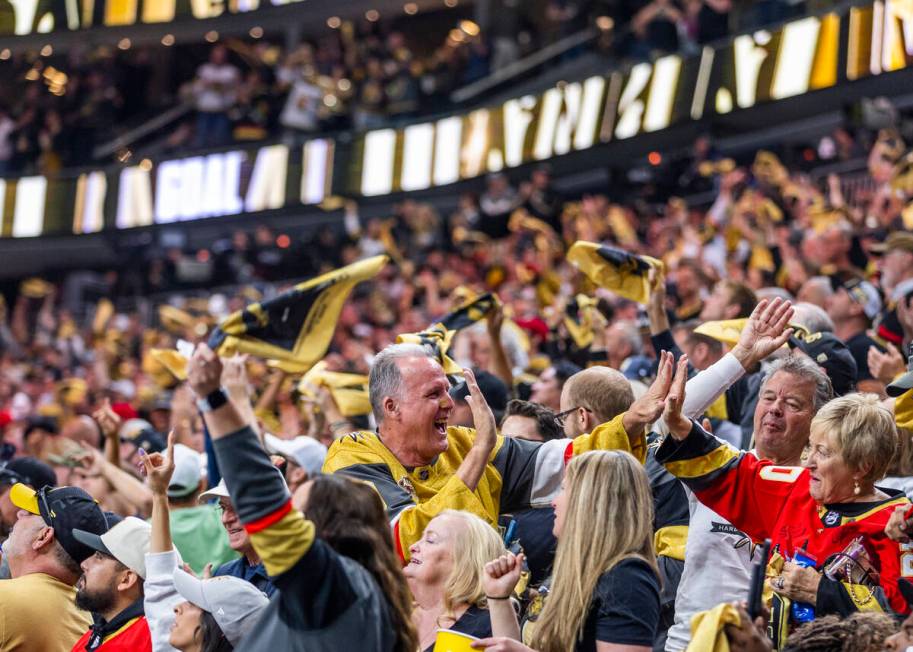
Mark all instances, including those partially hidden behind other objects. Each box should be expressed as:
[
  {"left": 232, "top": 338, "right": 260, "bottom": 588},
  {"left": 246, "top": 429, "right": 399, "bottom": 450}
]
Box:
[
  {"left": 472, "top": 451, "right": 661, "bottom": 652},
  {"left": 404, "top": 509, "right": 508, "bottom": 651}
]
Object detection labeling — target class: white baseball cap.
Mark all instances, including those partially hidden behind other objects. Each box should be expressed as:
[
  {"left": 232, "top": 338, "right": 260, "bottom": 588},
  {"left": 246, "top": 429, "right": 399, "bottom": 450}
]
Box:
[
  {"left": 168, "top": 444, "right": 202, "bottom": 498},
  {"left": 263, "top": 434, "right": 326, "bottom": 478},
  {"left": 72, "top": 516, "right": 151, "bottom": 579},
  {"left": 198, "top": 478, "right": 230, "bottom": 503},
  {"left": 172, "top": 568, "right": 269, "bottom": 646}
]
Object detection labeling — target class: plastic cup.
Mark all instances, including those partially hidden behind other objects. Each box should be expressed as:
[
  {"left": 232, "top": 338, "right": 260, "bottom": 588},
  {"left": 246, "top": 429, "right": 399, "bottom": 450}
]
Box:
[{"left": 433, "top": 629, "right": 479, "bottom": 651}]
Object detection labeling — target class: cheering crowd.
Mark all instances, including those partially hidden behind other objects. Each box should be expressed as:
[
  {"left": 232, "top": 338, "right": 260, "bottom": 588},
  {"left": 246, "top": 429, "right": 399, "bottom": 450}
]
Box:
[{"left": 4, "top": 112, "right": 913, "bottom": 652}]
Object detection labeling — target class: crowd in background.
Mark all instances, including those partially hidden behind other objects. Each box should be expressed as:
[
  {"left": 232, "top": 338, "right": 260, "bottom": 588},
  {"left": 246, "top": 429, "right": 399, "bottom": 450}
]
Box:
[
  {"left": 0, "top": 0, "right": 831, "bottom": 176},
  {"left": 0, "top": 79, "right": 912, "bottom": 650}
]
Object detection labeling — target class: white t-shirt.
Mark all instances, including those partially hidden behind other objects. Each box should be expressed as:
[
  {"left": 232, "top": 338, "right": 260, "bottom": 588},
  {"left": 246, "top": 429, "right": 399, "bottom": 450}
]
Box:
[
  {"left": 280, "top": 79, "right": 323, "bottom": 131},
  {"left": 194, "top": 63, "right": 240, "bottom": 113},
  {"left": 665, "top": 481, "right": 757, "bottom": 651}
]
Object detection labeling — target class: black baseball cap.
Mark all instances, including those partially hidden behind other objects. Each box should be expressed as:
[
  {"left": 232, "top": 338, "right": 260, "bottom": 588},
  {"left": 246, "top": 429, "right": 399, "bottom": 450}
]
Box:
[
  {"left": 450, "top": 369, "right": 510, "bottom": 421},
  {"left": 788, "top": 331, "right": 858, "bottom": 396},
  {"left": 0, "top": 457, "right": 56, "bottom": 490},
  {"left": 887, "top": 354, "right": 913, "bottom": 397},
  {"left": 10, "top": 484, "right": 108, "bottom": 564},
  {"left": 127, "top": 428, "right": 166, "bottom": 455}
]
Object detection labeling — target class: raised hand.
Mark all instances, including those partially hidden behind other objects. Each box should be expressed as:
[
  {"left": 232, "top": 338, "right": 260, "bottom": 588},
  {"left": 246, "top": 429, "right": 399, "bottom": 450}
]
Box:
[
  {"left": 869, "top": 342, "right": 906, "bottom": 385},
  {"left": 731, "top": 297, "right": 794, "bottom": 370},
  {"left": 486, "top": 300, "right": 505, "bottom": 337},
  {"left": 663, "top": 355, "right": 691, "bottom": 440},
  {"left": 483, "top": 552, "right": 525, "bottom": 600},
  {"left": 140, "top": 430, "right": 176, "bottom": 496},
  {"left": 187, "top": 343, "right": 224, "bottom": 398},
  {"left": 464, "top": 368, "right": 497, "bottom": 455},
  {"left": 886, "top": 505, "right": 913, "bottom": 543},
  {"left": 623, "top": 351, "right": 676, "bottom": 434},
  {"left": 221, "top": 353, "right": 250, "bottom": 396},
  {"left": 92, "top": 398, "right": 122, "bottom": 440}
]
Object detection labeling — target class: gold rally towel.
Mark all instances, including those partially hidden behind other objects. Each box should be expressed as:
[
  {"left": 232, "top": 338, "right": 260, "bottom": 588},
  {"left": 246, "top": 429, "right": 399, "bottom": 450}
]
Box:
[
  {"left": 209, "top": 255, "right": 388, "bottom": 369},
  {"left": 567, "top": 242, "right": 663, "bottom": 304},
  {"left": 396, "top": 292, "right": 497, "bottom": 375},
  {"left": 685, "top": 602, "right": 741, "bottom": 652}
]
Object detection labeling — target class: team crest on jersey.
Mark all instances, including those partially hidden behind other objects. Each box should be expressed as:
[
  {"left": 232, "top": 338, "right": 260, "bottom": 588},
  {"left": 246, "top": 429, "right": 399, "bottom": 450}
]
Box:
[
  {"left": 822, "top": 510, "right": 841, "bottom": 527},
  {"left": 398, "top": 476, "right": 416, "bottom": 497}
]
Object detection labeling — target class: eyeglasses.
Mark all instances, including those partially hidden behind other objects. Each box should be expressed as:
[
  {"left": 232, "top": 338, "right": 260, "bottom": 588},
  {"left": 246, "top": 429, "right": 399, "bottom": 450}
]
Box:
[
  {"left": 554, "top": 406, "right": 590, "bottom": 427},
  {"left": 215, "top": 500, "right": 237, "bottom": 516}
]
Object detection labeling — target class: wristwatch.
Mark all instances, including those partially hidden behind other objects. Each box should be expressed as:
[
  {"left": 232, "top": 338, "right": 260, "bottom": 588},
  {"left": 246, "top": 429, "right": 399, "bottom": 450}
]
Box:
[{"left": 196, "top": 388, "right": 229, "bottom": 413}]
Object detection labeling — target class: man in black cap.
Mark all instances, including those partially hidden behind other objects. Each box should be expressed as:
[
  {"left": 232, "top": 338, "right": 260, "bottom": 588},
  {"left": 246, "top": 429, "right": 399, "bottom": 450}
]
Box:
[
  {"left": 825, "top": 273, "right": 885, "bottom": 393},
  {"left": 789, "top": 331, "right": 858, "bottom": 396},
  {"left": 0, "top": 457, "right": 56, "bottom": 537},
  {"left": 0, "top": 483, "right": 108, "bottom": 651}
]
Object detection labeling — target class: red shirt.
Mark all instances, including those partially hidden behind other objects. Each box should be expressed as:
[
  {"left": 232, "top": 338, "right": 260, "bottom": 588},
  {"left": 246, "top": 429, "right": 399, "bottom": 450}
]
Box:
[{"left": 71, "top": 615, "right": 151, "bottom": 652}]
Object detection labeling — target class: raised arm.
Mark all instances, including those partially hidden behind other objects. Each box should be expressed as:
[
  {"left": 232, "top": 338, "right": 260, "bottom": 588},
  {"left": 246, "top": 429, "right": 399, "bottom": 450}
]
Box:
[
  {"left": 657, "top": 355, "right": 799, "bottom": 542},
  {"left": 456, "top": 369, "right": 498, "bottom": 491},
  {"left": 187, "top": 345, "right": 365, "bottom": 627},
  {"left": 140, "top": 432, "right": 182, "bottom": 652},
  {"left": 93, "top": 399, "right": 122, "bottom": 468},
  {"left": 486, "top": 303, "right": 514, "bottom": 389}
]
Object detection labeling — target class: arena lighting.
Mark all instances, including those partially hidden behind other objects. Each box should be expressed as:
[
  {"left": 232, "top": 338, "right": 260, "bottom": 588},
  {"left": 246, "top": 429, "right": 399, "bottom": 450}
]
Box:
[
  {"left": 596, "top": 16, "right": 614, "bottom": 31},
  {"left": 205, "top": 30, "right": 218, "bottom": 42},
  {"left": 249, "top": 26, "right": 263, "bottom": 38},
  {"left": 117, "top": 37, "right": 131, "bottom": 49},
  {"left": 40, "top": 44, "right": 52, "bottom": 56},
  {"left": 403, "top": 2, "right": 418, "bottom": 15},
  {"left": 11, "top": 177, "right": 47, "bottom": 238},
  {"left": 161, "top": 33, "right": 174, "bottom": 45},
  {"left": 327, "top": 16, "right": 341, "bottom": 28},
  {"left": 401, "top": 123, "right": 435, "bottom": 191},
  {"left": 648, "top": 151, "right": 662, "bottom": 166},
  {"left": 361, "top": 130, "right": 396, "bottom": 196},
  {"left": 365, "top": 9, "right": 379, "bottom": 22},
  {"left": 444, "top": 0, "right": 457, "bottom": 6},
  {"left": 276, "top": 234, "right": 291, "bottom": 248},
  {"left": 0, "top": 49, "right": 10, "bottom": 60},
  {"left": 460, "top": 20, "right": 480, "bottom": 36},
  {"left": 73, "top": 172, "right": 106, "bottom": 234}
]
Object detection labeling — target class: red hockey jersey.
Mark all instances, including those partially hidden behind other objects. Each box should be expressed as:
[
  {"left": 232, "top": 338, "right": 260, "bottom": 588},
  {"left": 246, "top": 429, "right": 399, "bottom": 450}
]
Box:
[{"left": 657, "top": 421, "right": 913, "bottom": 619}]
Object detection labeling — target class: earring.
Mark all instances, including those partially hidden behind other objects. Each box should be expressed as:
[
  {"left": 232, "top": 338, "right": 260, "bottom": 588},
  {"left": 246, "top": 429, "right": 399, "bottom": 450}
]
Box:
[{"left": 853, "top": 480, "right": 861, "bottom": 496}]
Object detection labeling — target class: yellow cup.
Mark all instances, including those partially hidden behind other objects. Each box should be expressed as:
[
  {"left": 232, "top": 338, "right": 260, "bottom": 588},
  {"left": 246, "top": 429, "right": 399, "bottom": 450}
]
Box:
[{"left": 433, "top": 629, "right": 479, "bottom": 652}]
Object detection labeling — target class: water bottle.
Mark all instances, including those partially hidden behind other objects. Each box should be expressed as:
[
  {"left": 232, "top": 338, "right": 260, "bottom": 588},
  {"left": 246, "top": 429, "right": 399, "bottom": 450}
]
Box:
[{"left": 790, "top": 549, "right": 817, "bottom": 623}]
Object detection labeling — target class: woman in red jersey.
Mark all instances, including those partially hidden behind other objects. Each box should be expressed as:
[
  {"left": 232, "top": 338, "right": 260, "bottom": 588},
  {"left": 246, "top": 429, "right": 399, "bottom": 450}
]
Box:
[{"left": 659, "top": 355, "right": 911, "bottom": 648}]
